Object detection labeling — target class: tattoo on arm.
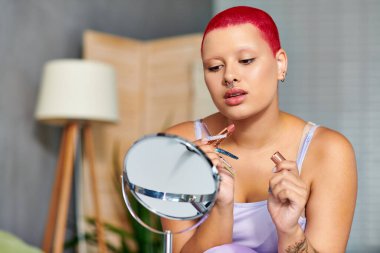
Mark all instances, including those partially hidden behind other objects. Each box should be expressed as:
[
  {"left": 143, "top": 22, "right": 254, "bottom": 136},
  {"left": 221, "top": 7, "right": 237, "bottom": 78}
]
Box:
[{"left": 285, "top": 237, "right": 319, "bottom": 253}]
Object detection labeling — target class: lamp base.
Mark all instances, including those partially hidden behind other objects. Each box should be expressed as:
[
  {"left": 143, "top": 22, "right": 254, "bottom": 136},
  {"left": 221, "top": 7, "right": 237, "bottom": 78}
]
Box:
[{"left": 41, "top": 122, "right": 107, "bottom": 253}]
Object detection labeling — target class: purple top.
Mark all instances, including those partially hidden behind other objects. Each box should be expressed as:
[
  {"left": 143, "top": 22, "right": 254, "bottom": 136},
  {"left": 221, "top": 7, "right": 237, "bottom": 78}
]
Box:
[{"left": 194, "top": 120, "right": 319, "bottom": 253}]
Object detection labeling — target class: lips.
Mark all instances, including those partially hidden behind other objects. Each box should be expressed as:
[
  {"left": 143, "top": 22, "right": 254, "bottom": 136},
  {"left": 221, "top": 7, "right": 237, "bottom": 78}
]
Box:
[{"left": 224, "top": 88, "right": 248, "bottom": 106}]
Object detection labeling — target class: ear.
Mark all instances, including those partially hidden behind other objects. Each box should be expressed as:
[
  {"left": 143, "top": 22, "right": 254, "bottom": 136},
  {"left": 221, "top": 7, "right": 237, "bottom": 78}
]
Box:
[{"left": 276, "top": 49, "right": 288, "bottom": 82}]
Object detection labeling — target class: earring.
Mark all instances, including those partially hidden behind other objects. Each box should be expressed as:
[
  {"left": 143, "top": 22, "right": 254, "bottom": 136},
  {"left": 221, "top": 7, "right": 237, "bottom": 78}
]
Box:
[{"left": 280, "top": 71, "right": 287, "bottom": 83}]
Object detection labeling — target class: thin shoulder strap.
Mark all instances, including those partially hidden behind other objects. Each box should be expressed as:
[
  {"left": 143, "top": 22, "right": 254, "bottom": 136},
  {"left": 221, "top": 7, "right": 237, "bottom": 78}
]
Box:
[
  {"left": 194, "top": 119, "right": 211, "bottom": 140},
  {"left": 296, "top": 122, "right": 319, "bottom": 174},
  {"left": 194, "top": 119, "right": 203, "bottom": 140}
]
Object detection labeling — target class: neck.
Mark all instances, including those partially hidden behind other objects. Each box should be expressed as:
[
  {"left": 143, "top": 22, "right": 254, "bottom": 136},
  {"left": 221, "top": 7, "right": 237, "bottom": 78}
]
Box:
[{"left": 227, "top": 107, "right": 285, "bottom": 150}]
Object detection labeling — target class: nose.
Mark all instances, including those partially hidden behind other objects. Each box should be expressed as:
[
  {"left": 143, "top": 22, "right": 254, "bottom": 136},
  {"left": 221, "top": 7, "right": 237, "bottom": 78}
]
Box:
[
  {"left": 223, "top": 64, "right": 239, "bottom": 88},
  {"left": 225, "top": 79, "right": 238, "bottom": 89}
]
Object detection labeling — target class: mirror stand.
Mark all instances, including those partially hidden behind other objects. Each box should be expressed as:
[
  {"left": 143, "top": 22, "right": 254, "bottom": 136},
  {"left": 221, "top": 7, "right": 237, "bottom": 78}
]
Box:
[
  {"left": 164, "top": 231, "right": 173, "bottom": 253},
  {"left": 122, "top": 178, "right": 211, "bottom": 253}
]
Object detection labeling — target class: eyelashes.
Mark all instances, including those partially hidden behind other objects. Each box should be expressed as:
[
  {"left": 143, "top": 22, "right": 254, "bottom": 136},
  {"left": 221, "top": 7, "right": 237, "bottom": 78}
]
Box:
[
  {"left": 206, "top": 58, "right": 255, "bottom": 72},
  {"left": 207, "top": 65, "right": 223, "bottom": 72},
  {"left": 239, "top": 58, "right": 255, "bottom": 64}
]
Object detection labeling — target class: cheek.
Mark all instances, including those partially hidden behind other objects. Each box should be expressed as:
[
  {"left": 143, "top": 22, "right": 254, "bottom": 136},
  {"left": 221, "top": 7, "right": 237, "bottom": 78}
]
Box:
[
  {"left": 204, "top": 74, "right": 227, "bottom": 110},
  {"left": 250, "top": 61, "right": 278, "bottom": 90},
  {"left": 204, "top": 74, "right": 221, "bottom": 96},
  {"left": 243, "top": 63, "right": 278, "bottom": 107}
]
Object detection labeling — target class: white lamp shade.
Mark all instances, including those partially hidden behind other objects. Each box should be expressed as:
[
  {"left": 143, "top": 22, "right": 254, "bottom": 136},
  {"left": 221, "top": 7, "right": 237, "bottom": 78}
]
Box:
[{"left": 35, "top": 59, "right": 118, "bottom": 125}]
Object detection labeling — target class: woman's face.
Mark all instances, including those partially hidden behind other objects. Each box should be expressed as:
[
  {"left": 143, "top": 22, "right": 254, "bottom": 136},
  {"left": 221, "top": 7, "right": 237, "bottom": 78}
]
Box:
[{"left": 202, "top": 24, "right": 285, "bottom": 120}]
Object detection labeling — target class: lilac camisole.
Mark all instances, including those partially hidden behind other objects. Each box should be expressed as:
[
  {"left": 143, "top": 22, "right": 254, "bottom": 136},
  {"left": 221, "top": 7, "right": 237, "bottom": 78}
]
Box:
[{"left": 194, "top": 120, "right": 319, "bottom": 253}]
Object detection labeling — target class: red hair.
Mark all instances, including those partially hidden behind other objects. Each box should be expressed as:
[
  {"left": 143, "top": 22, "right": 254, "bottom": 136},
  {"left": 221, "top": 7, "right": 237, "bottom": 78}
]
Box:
[{"left": 201, "top": 6, "right": 281, "bottom": 56}]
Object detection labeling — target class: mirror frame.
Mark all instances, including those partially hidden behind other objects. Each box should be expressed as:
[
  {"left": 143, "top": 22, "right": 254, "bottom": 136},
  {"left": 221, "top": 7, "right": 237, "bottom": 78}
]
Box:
[{"left": 122, "top": 133, "right": 220, "bottom": 221}]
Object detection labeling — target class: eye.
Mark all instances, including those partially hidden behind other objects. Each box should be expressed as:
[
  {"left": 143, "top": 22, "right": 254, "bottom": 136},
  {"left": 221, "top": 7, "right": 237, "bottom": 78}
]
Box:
[
  {"left": 239, "top": 58, "right": 255, "bottom": 65},
  {"left": 207, "top": 65, "right": 223, "bottom": 72}
]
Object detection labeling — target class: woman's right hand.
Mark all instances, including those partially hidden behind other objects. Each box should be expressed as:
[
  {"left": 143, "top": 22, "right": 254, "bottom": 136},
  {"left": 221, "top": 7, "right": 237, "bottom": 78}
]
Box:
[{"left": 194, "top": 139, "right": 235, "bottom": 208}]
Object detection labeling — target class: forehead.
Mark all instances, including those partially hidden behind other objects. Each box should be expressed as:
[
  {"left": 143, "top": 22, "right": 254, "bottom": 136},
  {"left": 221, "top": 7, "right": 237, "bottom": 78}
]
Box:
[{"left": 202, "top": 24, "right": 271, "bottom": 58}]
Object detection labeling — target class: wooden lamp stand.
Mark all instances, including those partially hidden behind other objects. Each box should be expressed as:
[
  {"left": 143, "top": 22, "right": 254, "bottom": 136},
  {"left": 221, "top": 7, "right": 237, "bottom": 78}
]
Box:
[
  {"left": 35, "top": 59, "right": 118, "bottom": 253},
  {"left": 41, "top": 122, "right": 107, "bottom": 253}
]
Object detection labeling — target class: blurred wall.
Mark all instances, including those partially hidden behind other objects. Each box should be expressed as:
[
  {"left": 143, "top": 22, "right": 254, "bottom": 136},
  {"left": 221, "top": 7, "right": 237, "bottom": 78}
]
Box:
[
  {"left": 0, "top": 0, "right": 211, "bottom": 248},
  {"left": 213, "top": 1, "right": 380, "bottom": 252}
]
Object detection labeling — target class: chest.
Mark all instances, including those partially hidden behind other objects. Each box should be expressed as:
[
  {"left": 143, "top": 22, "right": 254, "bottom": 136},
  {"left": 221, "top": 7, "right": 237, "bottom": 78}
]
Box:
[{"left": 223, "top": 147, "right": 299, "bottom": 203}]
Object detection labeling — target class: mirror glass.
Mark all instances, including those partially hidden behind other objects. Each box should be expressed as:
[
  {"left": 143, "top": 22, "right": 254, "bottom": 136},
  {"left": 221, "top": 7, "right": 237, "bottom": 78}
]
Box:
[{"left": 122, "top": 133, "right": 219, "bottom": 220}]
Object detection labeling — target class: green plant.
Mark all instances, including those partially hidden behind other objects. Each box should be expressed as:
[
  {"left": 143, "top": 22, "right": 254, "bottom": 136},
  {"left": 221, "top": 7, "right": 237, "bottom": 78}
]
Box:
[{"left": 65, "top": 142, "right": 163, "bottom": 253}]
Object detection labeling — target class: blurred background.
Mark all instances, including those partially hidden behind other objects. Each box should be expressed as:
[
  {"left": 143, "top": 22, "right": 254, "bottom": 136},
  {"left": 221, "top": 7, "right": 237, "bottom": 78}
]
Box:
[{"left": 0, "top": 0, "right": 379, "bottom": 252}]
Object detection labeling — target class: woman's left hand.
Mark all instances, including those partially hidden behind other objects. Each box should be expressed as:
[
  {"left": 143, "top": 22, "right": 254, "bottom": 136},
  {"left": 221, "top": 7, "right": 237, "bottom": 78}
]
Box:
[{"left": 267, "top": 160, "right": 309, "bottom": 234}]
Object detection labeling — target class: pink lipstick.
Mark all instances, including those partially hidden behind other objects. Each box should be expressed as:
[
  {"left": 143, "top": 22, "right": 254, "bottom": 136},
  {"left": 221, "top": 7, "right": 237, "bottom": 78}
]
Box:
[
  {"left": 207, "top": 124, "right": 235, "bottom": 147},
  {"left": 271, "top": 151, "right": 286, "bottom": 165},
  {"left": 224, "top": 88, "right": 248, "bottom": 106}
]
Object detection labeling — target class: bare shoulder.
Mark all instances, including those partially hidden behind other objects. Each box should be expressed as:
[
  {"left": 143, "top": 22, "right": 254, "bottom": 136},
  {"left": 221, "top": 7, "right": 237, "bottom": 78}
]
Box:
[
  {"left": 313, "top": 127, "right": 355, "bottom": 164},
  {"left": 305, "top": 126, "right": 357, "bottom": 184},
  {"left": 164, "top": 113, "right": 223, "bottom": 141},
  {"left": 164, "top": 121, "right": 197, "bottom": 141}
]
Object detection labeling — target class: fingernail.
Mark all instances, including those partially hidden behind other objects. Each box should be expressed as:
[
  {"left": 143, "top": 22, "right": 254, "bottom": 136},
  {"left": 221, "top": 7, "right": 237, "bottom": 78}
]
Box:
[
  {"left": 220, "top": 156, "right": 232, "bottom": 168},
  {"left": 215, "top": 148, "right": 239, "bottom": 160},
  {"left": 272, "top": 167, "right": 277, "bottom": 173},
  {"left": 222, "top": 164, "right": 235, "bottom": 177}
]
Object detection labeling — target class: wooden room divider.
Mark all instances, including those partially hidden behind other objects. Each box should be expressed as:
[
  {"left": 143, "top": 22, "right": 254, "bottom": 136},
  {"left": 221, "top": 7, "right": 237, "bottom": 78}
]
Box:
[{"left": 78, "top": 30, "right": 216, "bottom": 252}]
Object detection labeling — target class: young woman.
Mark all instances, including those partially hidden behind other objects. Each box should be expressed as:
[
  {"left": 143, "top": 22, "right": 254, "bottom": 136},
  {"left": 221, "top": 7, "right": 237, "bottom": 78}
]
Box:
[{"left": 161, "top": 6, "right": 357, "bottom": 253}]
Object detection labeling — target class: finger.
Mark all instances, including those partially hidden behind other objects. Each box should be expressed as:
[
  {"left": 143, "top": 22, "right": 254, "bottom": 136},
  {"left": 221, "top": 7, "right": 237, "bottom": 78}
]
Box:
[
  {"left": 206, "top": 150, "right": 223, "bottom": 162},
  {"left": 273, "top": 160, "right": 299, "bottom": 174},
  {"left": 194, "top": 140, "right": 236, "bottom": 178},
  {"left": 215, "top": 161, "right": 235, "bottom": 179},
  {"left": 270, "top": 180, "right": 306, "bottom": 205},
  {"left": 270, "top": 177, "right": 308, "bottom": 202},
  {"left": 275, "top": 187, "right": 307, "bottom": 206},
  {"left": 209, "top": 155, "right": 223, "bottom": 168},
  {"left": 193, "top": 141, "right": 221, "bottom": 164},
  {"left": 221, "top": 164, "right": 235, "bottom": 178},
  {"left": 269, "top": 181, "right": 307, "bottom": 204},
  {"left": 270, "top": 169, "right": 305, "bottom": 190},
  {"left": 196, "top": 145, "right": 228, "bottom": 164},
  {"left": 219, "top": 166, "right": 235, "bottom": 178},
  {"left": 196, "top": 143, "right": 218, "bottom": 154},
  {"left": 194, "top": 136, "right": 227, "bottom": 147},
  {"left": 219, "top": 156, "right": 234, "bottom": 170}
]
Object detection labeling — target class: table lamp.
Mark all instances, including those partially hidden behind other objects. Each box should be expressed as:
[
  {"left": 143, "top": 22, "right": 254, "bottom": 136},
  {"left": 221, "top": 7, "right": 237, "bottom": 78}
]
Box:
[{"left": 35, "top": 59, "right": 118, "bottom": 253}]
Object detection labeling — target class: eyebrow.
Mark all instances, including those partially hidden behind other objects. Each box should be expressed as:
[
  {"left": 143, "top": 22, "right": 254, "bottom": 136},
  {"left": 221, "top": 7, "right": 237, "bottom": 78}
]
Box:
[
  {"left": 202, "top": 56, "right": 224, "bottom": 64},
  {"left": 202, "top": 46, "right": 257, "bottom": 63},
  {"left": 237, "top": 46, "right": 257, "bottom": 54}
]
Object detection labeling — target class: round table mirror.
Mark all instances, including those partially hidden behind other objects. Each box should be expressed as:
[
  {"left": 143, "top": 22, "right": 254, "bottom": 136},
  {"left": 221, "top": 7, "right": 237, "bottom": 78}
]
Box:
[{"left": 122, "top": 133, "right": 220, "bottom": 253}]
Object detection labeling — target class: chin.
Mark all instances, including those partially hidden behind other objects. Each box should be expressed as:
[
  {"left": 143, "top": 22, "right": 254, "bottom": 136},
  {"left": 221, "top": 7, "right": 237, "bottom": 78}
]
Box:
[
  {"left": 215, "top": 97, "right": 275, "bottom": 121},
  {"left": 218, "top": 107, "right": 255, "bottom": 121}
]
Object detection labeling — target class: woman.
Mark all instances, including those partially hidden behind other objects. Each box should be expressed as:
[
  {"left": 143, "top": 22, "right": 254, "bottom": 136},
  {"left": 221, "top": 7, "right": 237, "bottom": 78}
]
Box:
[{"left": 161, "top": 6, "right": 357, "bottom": 253}]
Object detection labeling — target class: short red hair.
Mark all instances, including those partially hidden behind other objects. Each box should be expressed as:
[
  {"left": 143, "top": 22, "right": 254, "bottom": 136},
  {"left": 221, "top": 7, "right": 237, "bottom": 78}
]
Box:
[{"left": 201, "top": 6, "right": 281, "bottom": 56}]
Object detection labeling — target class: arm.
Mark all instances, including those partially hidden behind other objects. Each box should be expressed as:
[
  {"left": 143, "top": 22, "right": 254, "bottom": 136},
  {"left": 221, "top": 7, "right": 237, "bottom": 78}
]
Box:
[
  {"left": 269, "top": 128, "right": 357, "bottom": 252},
  {"left": 160, "top": 122, "right": 235, "bottom": 253}
]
